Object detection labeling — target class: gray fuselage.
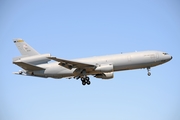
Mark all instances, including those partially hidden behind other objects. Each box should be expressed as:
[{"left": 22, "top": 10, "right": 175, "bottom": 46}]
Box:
[{"left": 32, "top": 51, "right": 172, "bottom": 78}]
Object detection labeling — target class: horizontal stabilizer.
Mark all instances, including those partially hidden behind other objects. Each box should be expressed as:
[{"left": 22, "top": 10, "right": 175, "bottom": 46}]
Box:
[
  {"left": 13, "top": 62, "right": 45, "bottom": 71},
  {"left": 48, "top": 56, "right": 95, "bottom": 70}
]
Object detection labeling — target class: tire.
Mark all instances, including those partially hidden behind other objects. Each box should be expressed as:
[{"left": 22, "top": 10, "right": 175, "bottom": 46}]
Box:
[
  {"left": 87, "top": 81, "right": 91, "bottom": 85},
  {"left": 148, "top": 72, "right": 151, "bottom": 76},
  {"left": 81, "top": 77, "right": 85, "bottom": 81},
  {"left": 82, "top": 81, "right": 86, "bottom": 85},
  {"left": 86, "top": 77, "right": 90, "bottom": 81}
]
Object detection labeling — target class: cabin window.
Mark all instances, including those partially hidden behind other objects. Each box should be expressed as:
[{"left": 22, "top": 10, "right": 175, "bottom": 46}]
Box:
[{"left": 163, "top": 53, "right": 168, "bottom": 55}]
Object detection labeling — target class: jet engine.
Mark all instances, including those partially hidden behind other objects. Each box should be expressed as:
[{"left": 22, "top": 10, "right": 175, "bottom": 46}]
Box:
[
  {"left": 95, "top": 72, "right": 114, "bottom": 79},
  {"left": 95, "top": 64, "right": 113, "bottom": 72}
]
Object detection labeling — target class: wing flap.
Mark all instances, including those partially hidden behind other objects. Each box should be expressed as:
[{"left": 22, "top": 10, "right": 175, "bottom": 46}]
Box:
[
  {"left": 48, "top": 57, "right": 95, "bottom": 70},
  {"left": 13, "top": 62, "right": 45, "bottom": 71}
]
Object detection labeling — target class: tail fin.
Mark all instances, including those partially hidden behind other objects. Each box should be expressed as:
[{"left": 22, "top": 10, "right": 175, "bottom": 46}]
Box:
[{"left": 13, "top": 38, "right": 39, "bottom": 56}]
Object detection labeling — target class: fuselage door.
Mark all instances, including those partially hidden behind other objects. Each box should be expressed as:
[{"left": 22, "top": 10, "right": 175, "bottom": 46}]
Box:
[{"left": 155, "top": 53, "right": 159, "bottom": 62}]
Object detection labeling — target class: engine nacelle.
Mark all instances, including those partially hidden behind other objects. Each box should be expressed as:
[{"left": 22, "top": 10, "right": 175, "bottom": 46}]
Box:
[
  {"left": 95, "top": 72, "right": 114, "bottom": 79},
  {"left": 95, "top": 64, "right": 113, "bottom": 72},
  {"left": 13, "top": 54, "right": 51, "bottom": 65}
]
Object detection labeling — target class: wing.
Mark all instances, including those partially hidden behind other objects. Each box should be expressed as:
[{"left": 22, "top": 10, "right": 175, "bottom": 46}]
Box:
[
  {"left": 48, "top": 56, "right": 96, "bottom": 70},
  {"left": 13, "top": 62, "right": 45, "bottom": 71}
]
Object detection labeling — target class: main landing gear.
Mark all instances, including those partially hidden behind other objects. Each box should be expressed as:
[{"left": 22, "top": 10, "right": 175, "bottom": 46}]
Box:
[
  {"left": 81, "top": 76, "right": 91, "bottom": 86},
  {"left": 147, "top": 67, "right": 151, "bottom": 76},
  {"left": 75, "top": 69, "right": 91, "bottom": 86}
]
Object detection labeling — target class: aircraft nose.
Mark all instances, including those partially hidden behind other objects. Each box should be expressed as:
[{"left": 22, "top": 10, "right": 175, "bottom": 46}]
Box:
[{"left": 170, "top": 56, "right": 173, "bottom": 60}]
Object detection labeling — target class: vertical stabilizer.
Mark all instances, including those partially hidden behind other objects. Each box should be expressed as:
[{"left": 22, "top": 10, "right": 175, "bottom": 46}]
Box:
[{"left": 13, "top": 38, "right": 40, "bottom": 56}]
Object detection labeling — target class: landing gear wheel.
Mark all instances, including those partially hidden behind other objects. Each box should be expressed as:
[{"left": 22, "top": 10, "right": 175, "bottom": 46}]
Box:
[
  {"left": 85, "top": 77, "right": 91, "bottom": 85},
  {"left": 148, "top": 72, "right": 151, "bottom": 76},
  {"left": 81, "top": 76, "right": 91, "bottom": 86},
  {"left": 147, "top": 67, "right": 151, "bottom": 76},
  {"left": 81, "top": 77, "right": 86, "bottom": 85},
  {"left": 85, "top": 77, "right": 89, "bottom": 81},
  {"left": 84, "top": 77, "right": 89, "bottom": 83},
  {"left": 82, "top": 81, "right": 86, "bottom": 85},
  {"left": 87, "top": 80, "right": 91, "bottom": 85},
  {"left": 81, "top": 77, "right": 85, "bottom": 81}
]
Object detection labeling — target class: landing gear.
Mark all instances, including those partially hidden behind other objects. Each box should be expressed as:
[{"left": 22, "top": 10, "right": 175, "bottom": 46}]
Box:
[
  {"left": 86, "top": 80, "right": 91, "bottom": 85},
  {"left": 19, "top": 71, "right": 23, "bottom": 74},
  {"left": 76, "top": 76, "right": 80, "bottom": 80},
  {"left": 147, "top": 67, "right": 151, "bottom": 76},
  {"left": 81, "top": 76, "right": 91, "bottom": 85},
  {"left": 82, "top": 80, "right": 86, "bottom": 85},
  {"left": 77, "top": 69, "right": 91, "bottom": 86}
]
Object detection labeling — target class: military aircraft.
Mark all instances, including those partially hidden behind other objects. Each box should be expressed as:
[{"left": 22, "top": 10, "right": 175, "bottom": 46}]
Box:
[{"left": 13, "top": 39, "right": 172, "bottom": 85}]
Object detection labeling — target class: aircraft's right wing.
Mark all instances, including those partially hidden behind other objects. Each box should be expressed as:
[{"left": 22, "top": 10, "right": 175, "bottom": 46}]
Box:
[{"left": 48, "top": 56, "right": 96, "bottom": 70}]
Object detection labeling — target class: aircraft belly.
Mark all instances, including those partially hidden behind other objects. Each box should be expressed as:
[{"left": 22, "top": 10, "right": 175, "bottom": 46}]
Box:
[
  {"left": 28, "top": 70, "right": 47, "bottom": 77},
  {"left": 114, "top": 64, "right": 148, "bottom": 71},
  {"left": 44, "top": 66, "right": 74, "bottom": 78}
]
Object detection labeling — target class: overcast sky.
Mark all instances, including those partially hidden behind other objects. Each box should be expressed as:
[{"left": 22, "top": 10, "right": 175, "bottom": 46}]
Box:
[{"left": 1, "top": 0, "right": 180, "bottom": 120}]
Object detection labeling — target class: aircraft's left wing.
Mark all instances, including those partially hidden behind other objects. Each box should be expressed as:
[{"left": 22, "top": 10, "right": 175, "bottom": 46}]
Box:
[
  {"left": 13, "top": 62, "right": 45, "bottom": 71},
  {"left": 48, "top": 56, "right": 96, "bottom": 70}
]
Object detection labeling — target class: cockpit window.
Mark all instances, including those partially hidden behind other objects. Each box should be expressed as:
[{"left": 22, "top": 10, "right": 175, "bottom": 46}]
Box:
[{"left": 163, "top": 53, "right": 168, "bottom": 55}]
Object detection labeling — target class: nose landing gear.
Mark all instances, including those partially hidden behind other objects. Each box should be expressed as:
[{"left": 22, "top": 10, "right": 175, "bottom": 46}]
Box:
[{"left": 147, "top": 67, "right": 151, "bottom": 76}]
